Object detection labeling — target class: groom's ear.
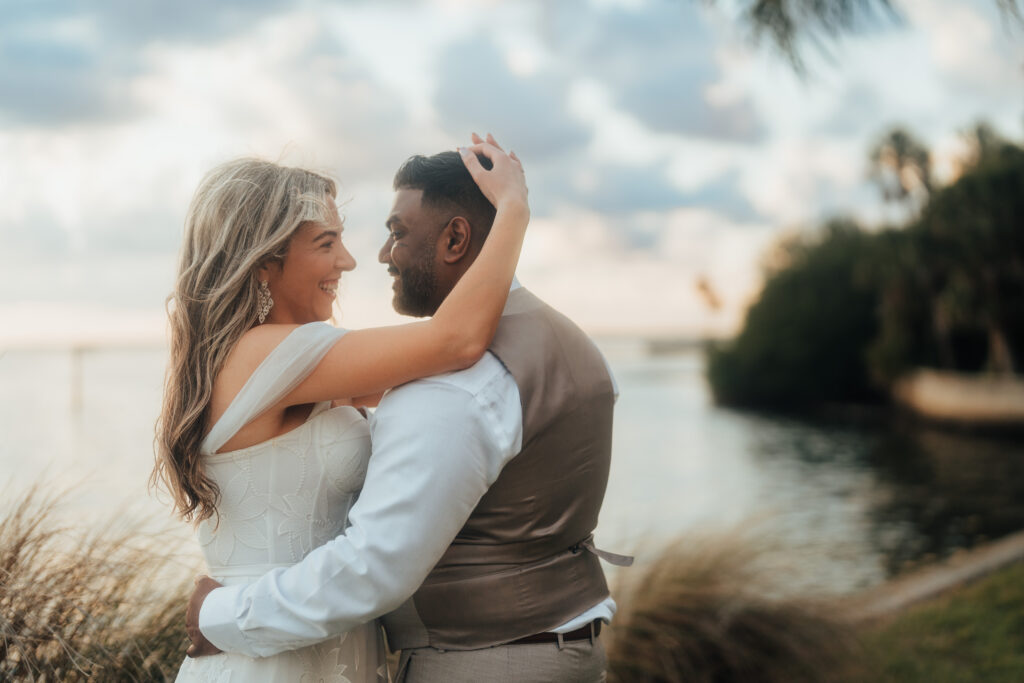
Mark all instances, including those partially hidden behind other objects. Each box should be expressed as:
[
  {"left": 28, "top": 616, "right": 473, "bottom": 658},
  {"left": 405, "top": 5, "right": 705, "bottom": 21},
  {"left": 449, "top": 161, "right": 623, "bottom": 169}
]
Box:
[{"left": 440, "top": 216, "right": 473, "bottom": 264}]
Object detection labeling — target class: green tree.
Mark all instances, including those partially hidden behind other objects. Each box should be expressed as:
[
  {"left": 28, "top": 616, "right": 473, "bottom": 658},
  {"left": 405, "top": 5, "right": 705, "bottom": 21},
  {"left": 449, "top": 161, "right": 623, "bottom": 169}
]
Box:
[
  {"left": 868, "top": 124, "right": 1024, "bottom": 379},
  {"left": 707, "top": 219, "right": 883, "bottom": 408},
  {"left": 963, "top": 121, "right": 1013, "bottom": 168},
  {"left": 869, "top": 127, "right": 932, "bottom": 208},
  {"left": 919, "top": 136, "right": 1023, "bottom": 373},
  {"left": 709, "top": 123, "right": 1024, "bottom": 409}
]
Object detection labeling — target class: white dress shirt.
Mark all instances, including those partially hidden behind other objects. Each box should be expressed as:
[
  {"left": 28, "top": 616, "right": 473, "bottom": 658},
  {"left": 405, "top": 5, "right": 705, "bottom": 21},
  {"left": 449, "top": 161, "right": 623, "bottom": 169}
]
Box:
[{"left": 200, "top": 293, "right": 617, "bottom": 657}]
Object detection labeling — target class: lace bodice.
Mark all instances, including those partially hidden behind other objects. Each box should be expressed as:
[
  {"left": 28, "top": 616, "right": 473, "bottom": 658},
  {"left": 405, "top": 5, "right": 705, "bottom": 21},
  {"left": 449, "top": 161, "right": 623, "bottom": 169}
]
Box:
[
  {"left": 196, "top": 403, "right": 370, "bottom": 570},
  {"left": 194, "top": 323, "right": 371, "bottom": 572}
]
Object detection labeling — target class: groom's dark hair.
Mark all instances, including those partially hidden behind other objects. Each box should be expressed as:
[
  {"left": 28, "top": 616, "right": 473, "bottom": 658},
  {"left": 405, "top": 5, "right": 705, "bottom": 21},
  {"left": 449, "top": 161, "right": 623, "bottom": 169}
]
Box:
[{"left": 393, "top": 150, "right": 497, "bottom": 244}]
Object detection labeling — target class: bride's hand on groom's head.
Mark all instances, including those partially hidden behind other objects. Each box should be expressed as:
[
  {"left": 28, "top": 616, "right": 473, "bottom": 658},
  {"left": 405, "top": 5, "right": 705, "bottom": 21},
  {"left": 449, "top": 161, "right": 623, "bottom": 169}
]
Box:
[
  {"left": 185, "top": 575, "right": 224, "bottom": 658},
  {"left": 459, "top": 132, "right": 529, "bottom": 217},
  {"left": 475, "top": 131, "right": 523, "bottom": 167}
]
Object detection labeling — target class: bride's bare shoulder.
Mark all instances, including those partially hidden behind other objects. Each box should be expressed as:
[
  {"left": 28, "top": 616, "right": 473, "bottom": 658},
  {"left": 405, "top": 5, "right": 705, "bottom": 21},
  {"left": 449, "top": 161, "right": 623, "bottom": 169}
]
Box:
[
  {"left": 234, "top": 324, "right": 302, "bottom": 359},
  {"left": 212, "top": 324, "right": 301, "bottom": 405}
]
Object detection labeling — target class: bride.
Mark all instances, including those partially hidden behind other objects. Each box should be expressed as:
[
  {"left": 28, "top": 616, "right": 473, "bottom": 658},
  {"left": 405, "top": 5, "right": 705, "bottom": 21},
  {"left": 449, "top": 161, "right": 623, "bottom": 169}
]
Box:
[{"left": 154, "top": 136, "right": 528, "bottom": 682}]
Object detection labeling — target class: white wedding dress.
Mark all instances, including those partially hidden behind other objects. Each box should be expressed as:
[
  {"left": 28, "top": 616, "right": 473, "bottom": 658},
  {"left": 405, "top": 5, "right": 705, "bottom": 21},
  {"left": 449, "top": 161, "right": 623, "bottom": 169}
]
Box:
[{"left": 175, "top": 323, "right": 387, "bottom": 683}]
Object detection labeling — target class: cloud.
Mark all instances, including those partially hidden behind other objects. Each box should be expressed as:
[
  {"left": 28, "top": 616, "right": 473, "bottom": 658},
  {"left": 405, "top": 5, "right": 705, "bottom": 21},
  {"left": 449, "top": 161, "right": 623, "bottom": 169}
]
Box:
[
  {"left": 546, "top": 0, "right": 767, "bottom": 142},
  {"left": 433, "top": 36, "right": 590, "bottom": 161},
  {"left": 561, "top": 163, "right": 687, "bottom": 214},
  {"left": 514, "top": 208, "right": 776, "bottom": 336},
  {"left": 0, "top": 13, "right": 415, "bottom": 255},
  {"left": 683, "top": 169, "right": 762, "bottom": 222},
  {"left": 527, "top": 160, "right": 759, "bottom": 230},
  {"left": 96, "top": 0, "right": 290, "bottom": 44},
  {"left": 0, "top": 208, "right": 71, "bottom": 252},
  {"left": 904, "top": 0, "right": 1023, "bottom": 94},
  {"left": 2, "top": 0, "right": 1020, "bottom": 337},
  {"left": 0, "top": 16, "right": 139, "bottom": 125},
  {"left": 4, "top": 0, "right": 293, "bottom": 49},
  {"left": 0, "top": 0, "right": 297, "bottom": 127},
  {"left": 818, "top": 84, "right": 888, "bottom": 137}
]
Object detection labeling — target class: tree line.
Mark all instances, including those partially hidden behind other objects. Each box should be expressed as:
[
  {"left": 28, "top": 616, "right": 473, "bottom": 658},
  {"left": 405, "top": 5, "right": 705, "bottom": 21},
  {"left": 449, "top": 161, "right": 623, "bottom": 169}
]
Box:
[{"left": 707, "top": 122, "right": 1024, "bottom": 409}]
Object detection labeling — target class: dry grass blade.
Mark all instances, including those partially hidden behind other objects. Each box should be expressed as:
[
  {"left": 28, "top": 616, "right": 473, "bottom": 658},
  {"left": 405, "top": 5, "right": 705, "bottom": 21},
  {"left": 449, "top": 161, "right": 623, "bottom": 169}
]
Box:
[
  {"left": 605, "top": 532, "right": 862, "bottom": 683},
  {"left": 0, "top": 482, "right": 197, "bottom": 682}
]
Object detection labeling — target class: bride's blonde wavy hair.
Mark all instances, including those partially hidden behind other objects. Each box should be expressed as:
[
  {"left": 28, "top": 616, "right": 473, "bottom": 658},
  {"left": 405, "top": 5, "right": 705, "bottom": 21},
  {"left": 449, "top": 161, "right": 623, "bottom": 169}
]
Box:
[{"left": 153, "top": 158, "right": 337, "bottom": 523}]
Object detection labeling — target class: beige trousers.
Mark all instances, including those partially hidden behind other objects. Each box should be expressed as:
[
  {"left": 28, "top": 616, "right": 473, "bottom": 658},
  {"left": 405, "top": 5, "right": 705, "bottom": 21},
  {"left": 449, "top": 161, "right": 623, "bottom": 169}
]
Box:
[{"left": 395, "top": 636, "right": 607, "bottom": 683}]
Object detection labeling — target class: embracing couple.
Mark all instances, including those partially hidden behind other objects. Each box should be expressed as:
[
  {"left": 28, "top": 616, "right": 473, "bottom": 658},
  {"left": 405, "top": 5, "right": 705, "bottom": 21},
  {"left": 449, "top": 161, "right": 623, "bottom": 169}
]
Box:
[{"left": 156, "top": 134, "right": 628, "bottom": 683}]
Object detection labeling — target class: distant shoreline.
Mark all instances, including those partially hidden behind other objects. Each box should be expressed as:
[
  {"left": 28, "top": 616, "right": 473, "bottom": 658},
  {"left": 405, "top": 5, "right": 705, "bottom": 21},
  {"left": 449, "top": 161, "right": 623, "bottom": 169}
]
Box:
[{"left": 848, "top": 527, "right": 1024, "bottom": 622}]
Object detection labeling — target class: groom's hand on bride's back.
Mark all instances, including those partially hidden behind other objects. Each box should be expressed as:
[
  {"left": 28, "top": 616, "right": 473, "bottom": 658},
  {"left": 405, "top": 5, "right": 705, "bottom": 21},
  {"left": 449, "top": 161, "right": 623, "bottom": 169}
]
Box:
[{"left": 185, "top": 575, "right": 224, "bottom": 657}]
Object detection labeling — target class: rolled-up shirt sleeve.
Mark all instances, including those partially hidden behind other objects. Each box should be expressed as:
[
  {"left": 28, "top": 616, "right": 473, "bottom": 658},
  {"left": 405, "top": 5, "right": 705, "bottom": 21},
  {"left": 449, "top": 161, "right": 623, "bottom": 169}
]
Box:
[{"left": 199, "top": 360, "right": 521, "bottom": 658}]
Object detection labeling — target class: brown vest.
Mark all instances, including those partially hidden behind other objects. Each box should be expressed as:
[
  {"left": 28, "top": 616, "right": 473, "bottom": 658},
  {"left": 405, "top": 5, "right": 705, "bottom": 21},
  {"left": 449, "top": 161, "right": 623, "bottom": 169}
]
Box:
[{"left": 381, "top": 288, "right": 616, "bottom": 651}]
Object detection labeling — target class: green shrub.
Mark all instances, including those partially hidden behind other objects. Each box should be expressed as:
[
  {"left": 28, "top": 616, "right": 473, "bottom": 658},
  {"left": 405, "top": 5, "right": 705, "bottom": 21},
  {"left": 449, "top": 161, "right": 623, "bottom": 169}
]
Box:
[{"left": 707, "top": 220, "right": 882, "bottom": 408}]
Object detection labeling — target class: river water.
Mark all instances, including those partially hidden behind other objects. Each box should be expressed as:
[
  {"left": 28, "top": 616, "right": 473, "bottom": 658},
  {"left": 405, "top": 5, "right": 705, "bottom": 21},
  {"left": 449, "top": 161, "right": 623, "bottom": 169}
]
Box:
[{"left": 3, "top": 343, "right": 1023, "bottom": 595}]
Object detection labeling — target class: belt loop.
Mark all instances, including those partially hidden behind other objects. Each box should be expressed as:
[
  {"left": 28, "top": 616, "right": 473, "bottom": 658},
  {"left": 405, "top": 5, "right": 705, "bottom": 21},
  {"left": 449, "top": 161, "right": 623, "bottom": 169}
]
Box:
[
  {"left": 589, "top": 620, "right": 596, "bottom": 645},
  {"left": 556, "top": 632, "right": 565, "bottom": 650}
]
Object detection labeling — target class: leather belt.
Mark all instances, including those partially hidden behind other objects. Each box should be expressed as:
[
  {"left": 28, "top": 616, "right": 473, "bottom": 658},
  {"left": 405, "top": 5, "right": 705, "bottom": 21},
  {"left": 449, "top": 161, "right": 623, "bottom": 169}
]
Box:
[{"left": 506, "top": 619, "right": 602, "bottom": 646}]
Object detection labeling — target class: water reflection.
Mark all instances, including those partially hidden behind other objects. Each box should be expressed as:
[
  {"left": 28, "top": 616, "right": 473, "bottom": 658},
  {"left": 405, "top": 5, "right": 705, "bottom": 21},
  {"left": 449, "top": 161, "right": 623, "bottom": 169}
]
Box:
[
  {"left": 865, "top": 427, "right": 1024, "bottom": 575},
  {"left": 599, "top": 348, "right": 1024, "bottom": 594}
]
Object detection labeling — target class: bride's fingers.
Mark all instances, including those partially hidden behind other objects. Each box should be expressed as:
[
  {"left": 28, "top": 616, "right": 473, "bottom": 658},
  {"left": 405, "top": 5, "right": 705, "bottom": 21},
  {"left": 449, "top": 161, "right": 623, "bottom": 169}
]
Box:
[
  {"left": 485, "top": 133, "right": 505, "bottom": 152},
  {"left": 462, "top": 141, "right": 503, "bottom": 164},
  {"left": 459, "top": 146, "right": 488, "bottom": 180},
  {"left": 460, "top": 143, "right": 525, "bottom": 188},
  {"left": 470, "top": 132, "right": 507, "bottom": 154},
  {"left": 463, "top": 141, "right": 524, "bottom": 180}
]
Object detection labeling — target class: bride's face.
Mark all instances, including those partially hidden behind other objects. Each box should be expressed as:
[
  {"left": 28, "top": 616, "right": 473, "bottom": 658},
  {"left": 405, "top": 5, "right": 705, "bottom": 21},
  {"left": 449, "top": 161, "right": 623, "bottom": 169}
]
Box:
[{"left": 260, "top": 199, "right": 356, "bottom": 324}]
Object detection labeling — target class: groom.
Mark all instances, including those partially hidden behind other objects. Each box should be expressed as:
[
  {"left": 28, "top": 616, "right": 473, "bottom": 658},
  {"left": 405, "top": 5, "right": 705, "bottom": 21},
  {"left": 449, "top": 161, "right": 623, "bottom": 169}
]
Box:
[{"left": 187, "top": 140, "right": 626, "bottom": 681}]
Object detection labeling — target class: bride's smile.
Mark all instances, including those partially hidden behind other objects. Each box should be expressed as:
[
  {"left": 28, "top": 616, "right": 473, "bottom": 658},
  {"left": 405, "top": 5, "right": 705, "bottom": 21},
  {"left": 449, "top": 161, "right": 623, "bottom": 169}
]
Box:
[{"left": 259, "top": 198, "right": 356, "bottom": 325}]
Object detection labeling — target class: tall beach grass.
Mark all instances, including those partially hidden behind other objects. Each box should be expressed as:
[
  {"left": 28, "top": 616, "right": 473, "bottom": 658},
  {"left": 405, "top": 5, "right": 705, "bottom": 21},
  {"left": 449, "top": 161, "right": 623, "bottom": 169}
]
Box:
[
  {"left": 0, "top": 484, "right": 196, "bottom": 682},
  {"left": 605, "top": 533, "right": 862, "bottom": 683},
  {"left": 2, "top": 484, "right": 867, "bottom": 681}
]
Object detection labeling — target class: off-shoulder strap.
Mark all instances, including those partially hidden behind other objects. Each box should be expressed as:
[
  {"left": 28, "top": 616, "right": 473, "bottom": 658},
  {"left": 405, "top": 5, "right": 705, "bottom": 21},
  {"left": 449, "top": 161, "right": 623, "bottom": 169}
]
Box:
[{"left": 201, "top": 322, "right": 347, "bottom": 455}]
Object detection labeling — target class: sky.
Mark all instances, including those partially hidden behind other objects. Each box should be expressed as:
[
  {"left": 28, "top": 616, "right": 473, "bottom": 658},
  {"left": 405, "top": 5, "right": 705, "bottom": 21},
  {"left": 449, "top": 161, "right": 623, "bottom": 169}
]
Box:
[{"left": 0, "top": 0, "right": 1021, "bottom": 345}]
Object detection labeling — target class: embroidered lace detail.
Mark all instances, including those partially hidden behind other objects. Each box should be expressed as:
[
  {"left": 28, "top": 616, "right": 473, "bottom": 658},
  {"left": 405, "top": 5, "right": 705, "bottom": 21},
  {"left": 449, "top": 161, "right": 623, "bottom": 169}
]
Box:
[
  {"left": 176, "top": 653, "right": 232, "bottom": 683},
  {"left": 195, "top": 406, "right": 368, "bottom": 568},
  {"left": 296, "top": 633, "right": 353, "bottom": 682},
  {"left": 176, "top": 324, "right": 383, "bottom": 682}
]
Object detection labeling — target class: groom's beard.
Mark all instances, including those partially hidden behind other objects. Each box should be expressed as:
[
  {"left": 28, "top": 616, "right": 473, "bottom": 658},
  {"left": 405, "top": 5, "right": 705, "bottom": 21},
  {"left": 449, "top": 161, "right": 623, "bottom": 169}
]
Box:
[{"left": 392, "top": 253, "right": 439, "bottom": 318}]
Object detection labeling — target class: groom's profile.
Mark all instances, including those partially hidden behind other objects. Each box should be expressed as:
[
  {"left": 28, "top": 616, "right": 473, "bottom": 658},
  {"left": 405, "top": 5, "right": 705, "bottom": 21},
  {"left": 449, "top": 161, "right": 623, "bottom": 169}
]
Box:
[{"left": 187, "top": 142, "right": 626, "bottom": 682}]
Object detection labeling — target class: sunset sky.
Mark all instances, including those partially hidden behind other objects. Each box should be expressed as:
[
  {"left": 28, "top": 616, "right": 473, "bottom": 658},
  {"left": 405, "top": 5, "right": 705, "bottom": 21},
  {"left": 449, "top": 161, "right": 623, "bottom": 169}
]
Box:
[{"left": 1, "top": 0, "right": 1021, "bottom": 345}]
